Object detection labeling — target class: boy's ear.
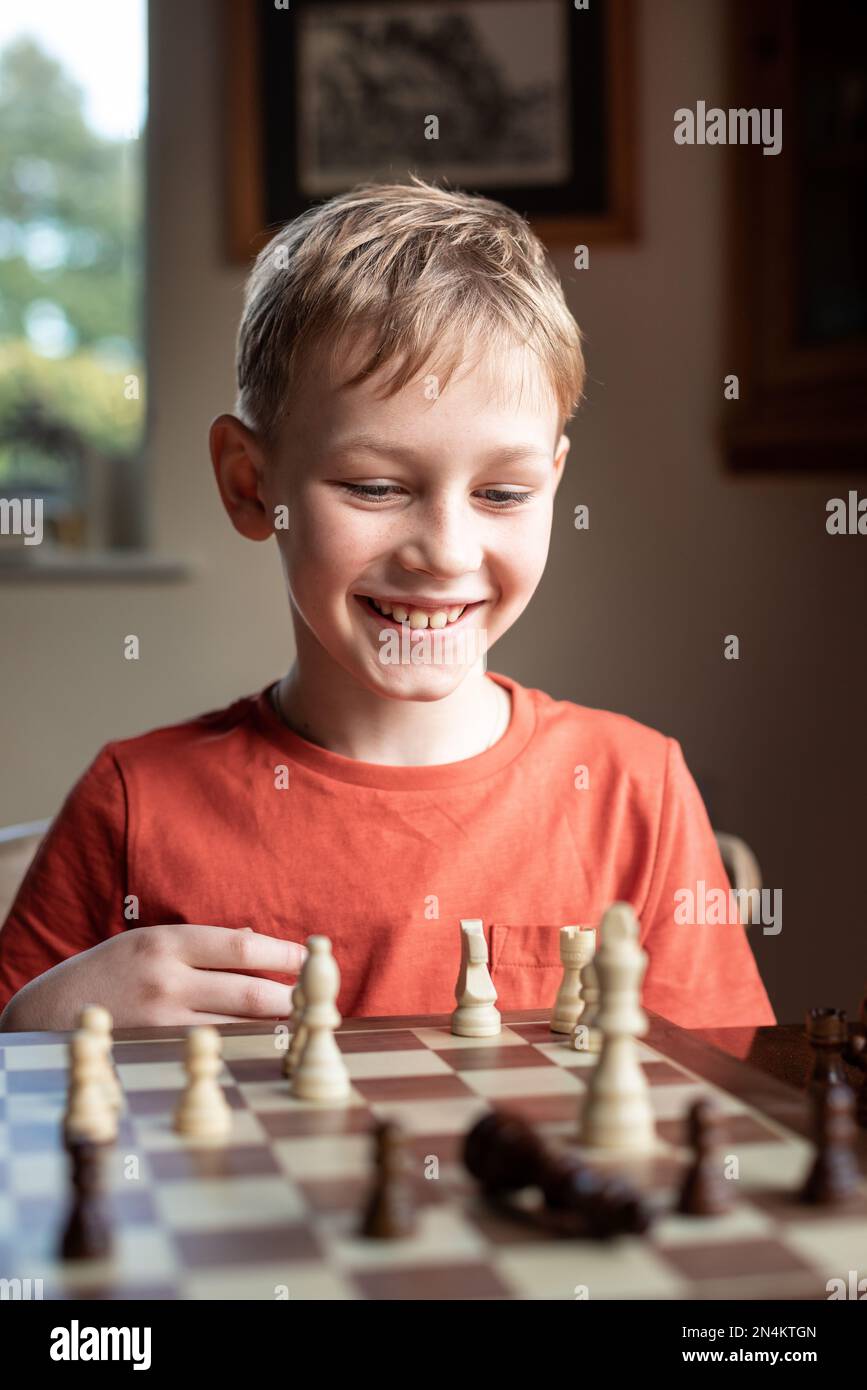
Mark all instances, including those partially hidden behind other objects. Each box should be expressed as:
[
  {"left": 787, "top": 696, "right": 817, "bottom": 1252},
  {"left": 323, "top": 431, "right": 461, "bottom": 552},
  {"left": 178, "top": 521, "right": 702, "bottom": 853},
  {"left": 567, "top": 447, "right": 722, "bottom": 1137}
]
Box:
[
  {"left": 209, "top": 414, "right": 273, "bottom": 541},
  {"left": 552, "top": 433, "right": 571, "bottom": 494}
]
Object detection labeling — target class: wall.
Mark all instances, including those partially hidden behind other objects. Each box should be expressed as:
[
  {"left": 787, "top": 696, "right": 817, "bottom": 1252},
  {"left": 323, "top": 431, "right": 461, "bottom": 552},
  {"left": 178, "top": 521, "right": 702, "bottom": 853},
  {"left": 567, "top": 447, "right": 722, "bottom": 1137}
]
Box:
[{"left": 1, "top": 0, "right": 863, "bottom": 1023}]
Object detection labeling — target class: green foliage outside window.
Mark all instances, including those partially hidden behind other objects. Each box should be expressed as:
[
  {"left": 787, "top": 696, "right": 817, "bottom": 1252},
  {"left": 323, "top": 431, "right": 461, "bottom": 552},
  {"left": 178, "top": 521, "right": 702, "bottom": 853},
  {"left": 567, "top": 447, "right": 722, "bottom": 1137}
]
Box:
[{"left": 0, "top": 36, "right": 144, "bottom": 538}]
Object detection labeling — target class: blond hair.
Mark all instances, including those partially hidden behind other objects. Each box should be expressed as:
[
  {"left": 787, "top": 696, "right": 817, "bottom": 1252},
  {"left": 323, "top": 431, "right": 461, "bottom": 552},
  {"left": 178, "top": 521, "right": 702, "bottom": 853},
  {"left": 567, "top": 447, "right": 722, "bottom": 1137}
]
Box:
[{"left": 236, "top": 177, "right": 585, "bottom": 440}]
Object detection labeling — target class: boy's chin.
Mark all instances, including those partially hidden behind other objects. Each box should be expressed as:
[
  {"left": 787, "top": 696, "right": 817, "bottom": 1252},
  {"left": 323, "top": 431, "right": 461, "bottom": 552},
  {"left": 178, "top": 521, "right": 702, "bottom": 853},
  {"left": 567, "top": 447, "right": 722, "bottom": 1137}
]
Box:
[{"left": 359, "top": 657, "right": 482, "bottom": 702}]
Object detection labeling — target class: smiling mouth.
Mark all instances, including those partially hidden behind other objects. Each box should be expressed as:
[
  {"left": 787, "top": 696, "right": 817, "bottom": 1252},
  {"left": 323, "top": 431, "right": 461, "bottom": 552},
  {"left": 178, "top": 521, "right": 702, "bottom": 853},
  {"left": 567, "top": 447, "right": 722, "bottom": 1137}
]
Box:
[{"left": 355, "top": 595, "right": 484, "bottom": 630}]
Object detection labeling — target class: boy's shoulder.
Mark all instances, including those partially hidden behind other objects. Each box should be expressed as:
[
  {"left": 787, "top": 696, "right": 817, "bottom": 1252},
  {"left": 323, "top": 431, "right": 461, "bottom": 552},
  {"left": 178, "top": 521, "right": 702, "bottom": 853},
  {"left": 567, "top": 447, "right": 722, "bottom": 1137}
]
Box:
[
  {"left": 100, "top": 690, "right": 265, "bottom": 776},
  {"left": 519, "top": 678, "right": 673, "bottom": 774}
]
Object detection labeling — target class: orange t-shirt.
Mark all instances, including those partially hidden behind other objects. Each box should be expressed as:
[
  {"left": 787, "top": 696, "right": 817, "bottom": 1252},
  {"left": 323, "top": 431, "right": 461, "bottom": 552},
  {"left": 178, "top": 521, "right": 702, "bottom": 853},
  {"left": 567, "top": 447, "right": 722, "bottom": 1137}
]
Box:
[{"left": 0, "top": 672, "right": 775, "bottom": 1028}]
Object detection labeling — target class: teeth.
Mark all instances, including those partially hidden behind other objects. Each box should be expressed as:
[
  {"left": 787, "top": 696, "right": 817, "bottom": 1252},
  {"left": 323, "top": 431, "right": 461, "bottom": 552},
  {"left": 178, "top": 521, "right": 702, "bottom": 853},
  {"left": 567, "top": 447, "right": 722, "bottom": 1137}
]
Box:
[{"left": 367, "top": 598, "right": 467, "bottom": 627}]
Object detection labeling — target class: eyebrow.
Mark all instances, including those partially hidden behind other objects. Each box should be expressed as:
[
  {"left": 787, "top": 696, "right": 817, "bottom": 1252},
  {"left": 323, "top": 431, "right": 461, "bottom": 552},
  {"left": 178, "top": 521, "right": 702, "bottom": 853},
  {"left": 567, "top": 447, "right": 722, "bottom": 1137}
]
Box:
[{"left": 328, "top": 436, "right": 552, "bottom": 466}]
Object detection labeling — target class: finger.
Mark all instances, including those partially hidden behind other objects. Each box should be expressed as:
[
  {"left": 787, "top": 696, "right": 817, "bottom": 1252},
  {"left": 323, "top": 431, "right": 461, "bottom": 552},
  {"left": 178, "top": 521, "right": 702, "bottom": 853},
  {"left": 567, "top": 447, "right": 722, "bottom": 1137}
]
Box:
[
  {"left": 184, "top": 967, "right": 293, "bottom": 1020},
  {"left": 173, "top": 925, "right": 307, "bottom": 976}
]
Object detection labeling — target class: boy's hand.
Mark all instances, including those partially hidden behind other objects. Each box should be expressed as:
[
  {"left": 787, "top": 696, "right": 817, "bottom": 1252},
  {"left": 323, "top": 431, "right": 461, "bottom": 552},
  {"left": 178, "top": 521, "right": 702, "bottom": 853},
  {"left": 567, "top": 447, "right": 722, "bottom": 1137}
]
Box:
[{"left": 0, "top": 924, "right": 307, "bottom": 1032}]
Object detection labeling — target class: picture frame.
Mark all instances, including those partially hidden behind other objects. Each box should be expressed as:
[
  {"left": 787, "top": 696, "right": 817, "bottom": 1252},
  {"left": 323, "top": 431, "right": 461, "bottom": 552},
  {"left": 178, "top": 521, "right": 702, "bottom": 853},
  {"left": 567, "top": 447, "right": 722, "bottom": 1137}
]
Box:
[
  {"left": 223, "top": 0, "right": 637, "bottom": 261},
  {"left": 724, "top": 0, "right": 867, "bottom": 471}
]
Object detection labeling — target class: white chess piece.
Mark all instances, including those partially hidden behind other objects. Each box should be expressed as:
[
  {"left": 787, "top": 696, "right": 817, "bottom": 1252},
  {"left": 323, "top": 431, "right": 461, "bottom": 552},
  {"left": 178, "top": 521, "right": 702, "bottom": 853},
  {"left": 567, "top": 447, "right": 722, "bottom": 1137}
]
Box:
[
  {"left": 173, "top": 1027, "right": 232, "bottom": 1139},
  {"left": 552, "top": 926, "right": 596, "bottom": 1034},
  {"left": 65, "top": 1030, "right": 117, "bottom": 1145},
  {"left": 291, "top": 937, "right": 350, "bottom": 1102},
  {"left": 78, "top": 1004, "right": 122, "bottom": 1112},
  {"left": 573, "top": 953, "right": 602, "bottom": 1053},
  {"left": 283, "top": 980, "right": 306, "bottom": 1079},
  {"left": 578, "top": 902, "right": 656, "bottom": 1152},
  {"left": 451, "top": 919, "right": 500, "bottom": 1038}
]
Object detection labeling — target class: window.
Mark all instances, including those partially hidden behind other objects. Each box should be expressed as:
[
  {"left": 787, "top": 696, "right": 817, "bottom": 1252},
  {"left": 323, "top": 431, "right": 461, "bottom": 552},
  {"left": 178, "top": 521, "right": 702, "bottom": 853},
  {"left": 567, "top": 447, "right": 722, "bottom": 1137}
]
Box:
[{"left": 0, "top": 0, "right": 147, "bottom": 556}]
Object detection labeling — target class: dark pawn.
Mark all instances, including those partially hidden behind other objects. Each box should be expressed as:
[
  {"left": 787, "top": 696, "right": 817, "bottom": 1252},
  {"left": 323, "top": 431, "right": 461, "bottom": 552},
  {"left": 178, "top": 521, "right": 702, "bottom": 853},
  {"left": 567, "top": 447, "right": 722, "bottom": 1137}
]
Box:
[
  {"left": 677, "top": 1098, "right": 733, "bottom": 1217},
  {"left": 60, "top": 1139, "right": 112, "bottom": 1260},
  {"left": 359, "top": 1121, "right": 416, "bottom": 1239},
  {"left": 805, "top": 1007, "right": 849, "bottom": 1095},
  {"left": 800, "top": 1082, "right": 861, "bottom": 1206}
]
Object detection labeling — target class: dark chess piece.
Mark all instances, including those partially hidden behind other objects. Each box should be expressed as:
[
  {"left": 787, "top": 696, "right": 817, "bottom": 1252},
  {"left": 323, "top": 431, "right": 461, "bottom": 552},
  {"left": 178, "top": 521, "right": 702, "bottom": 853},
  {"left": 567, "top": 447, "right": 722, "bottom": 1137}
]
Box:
[
  {"left": 842, "top": 993, "right": 867, "bottom": 1070},
  {"left": 464, "top": 1110, "right": 652, "bottom": 1239},
  {"left": 676, "top": 1098, "right": 733, "bottom": 1217},
  {"left": 805, "top": 1007, "right": 849, "bottom": 1095},
  {"left": 857, "top": 1074, "right": 867, "bottom": 1131},
  {"left": 60, "top": 1138, "right": 112, "bottom": 1260},
  {"left": 464, "top": 1109, "right": 549, "bottom": 1195},
  {"left": 800, "top": 1082, "right": 861, "bottom": 1207},
  {"left": 359, "top": 1121, "right": 416, "bottom": 1239},
  {"left": 542, "top": 1153, "right": 652, "bottom": 1237}
]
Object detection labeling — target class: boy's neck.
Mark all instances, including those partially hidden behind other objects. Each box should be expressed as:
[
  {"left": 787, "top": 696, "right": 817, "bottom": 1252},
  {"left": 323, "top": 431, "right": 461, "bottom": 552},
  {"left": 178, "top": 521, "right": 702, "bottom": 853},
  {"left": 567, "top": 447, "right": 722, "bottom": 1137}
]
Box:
[{"left": 272, "top": 660, "right": 510, "bottom": 767}]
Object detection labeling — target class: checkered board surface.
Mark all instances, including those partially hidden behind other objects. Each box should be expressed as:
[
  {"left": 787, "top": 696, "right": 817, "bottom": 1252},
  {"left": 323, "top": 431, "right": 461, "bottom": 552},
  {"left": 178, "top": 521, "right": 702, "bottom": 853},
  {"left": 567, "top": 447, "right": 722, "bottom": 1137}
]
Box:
[{"left": 1, "top": 1016, "right": 865, "bottom": 1301}]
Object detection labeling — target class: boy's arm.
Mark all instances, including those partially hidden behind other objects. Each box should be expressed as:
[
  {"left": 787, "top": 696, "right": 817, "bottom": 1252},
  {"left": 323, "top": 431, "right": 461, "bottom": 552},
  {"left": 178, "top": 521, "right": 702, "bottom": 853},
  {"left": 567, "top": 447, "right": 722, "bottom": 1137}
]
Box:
[
  {"left": 638, "top": 738, "right": 776, "bottom": 1029},
  {"left": 0, "top": 745, "right": 128, "bottom": 1014}
]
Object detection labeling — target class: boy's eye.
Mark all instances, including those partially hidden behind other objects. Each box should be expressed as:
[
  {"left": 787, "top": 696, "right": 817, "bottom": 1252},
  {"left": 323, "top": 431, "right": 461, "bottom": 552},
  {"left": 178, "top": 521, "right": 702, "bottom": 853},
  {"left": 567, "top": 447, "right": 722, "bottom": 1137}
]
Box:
[
  {"left": 340, "top": 484, "right": 535, "bottom": 508},
  {"left": 478, "top": 489, "right": 535, "bottom": 507},
  {"left": 341, "top": 484, "right": 404, "bottom": 500}
]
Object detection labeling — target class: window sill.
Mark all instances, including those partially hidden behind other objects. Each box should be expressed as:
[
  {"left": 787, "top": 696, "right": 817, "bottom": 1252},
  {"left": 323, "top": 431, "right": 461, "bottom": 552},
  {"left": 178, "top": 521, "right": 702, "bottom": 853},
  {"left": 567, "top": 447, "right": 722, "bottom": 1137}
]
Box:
[{"left": 0, "top": 550, "right": 194, "bottom": 582}]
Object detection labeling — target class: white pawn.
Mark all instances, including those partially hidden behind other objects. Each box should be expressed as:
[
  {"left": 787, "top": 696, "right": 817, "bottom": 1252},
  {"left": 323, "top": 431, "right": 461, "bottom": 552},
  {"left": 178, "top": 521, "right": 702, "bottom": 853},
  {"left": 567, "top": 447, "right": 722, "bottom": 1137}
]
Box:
[
  {"left": 173, "top": 1027, "right": 232, "bottom": 1140},
  {"left": 579, "top": 902, "right": 656, "bottom": 1152},
  {"left": 451, "top": 919, "right": 500, "bottom": 1038},
  {"left": 573, "top": 954, "right": 602, "bottom": 1053},
  {"left": 282, "top": 980, "right": 306, "bottom": 1079},
  {"left": 552, "top": 926, "right": 596, "bottom": 1034},
  {"left": 65, "top": 1030, "right": 117, "bottom": 1145},
  {"left": 291, "top": 937, "right": 350, "bottom": 1103},
  {"left": 78, "top": 1004, "right": 122, "bottom": 1112}
]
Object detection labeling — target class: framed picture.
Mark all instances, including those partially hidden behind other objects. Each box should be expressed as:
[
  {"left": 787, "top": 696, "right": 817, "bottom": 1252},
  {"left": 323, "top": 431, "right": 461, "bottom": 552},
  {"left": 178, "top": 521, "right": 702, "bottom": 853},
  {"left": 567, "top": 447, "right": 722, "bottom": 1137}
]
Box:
[
  {"left": 224, "top": 0, "right": 636, "bottom": 260},
  {"left": 724, "top": 0, "right": 867, "bottom": 471}
]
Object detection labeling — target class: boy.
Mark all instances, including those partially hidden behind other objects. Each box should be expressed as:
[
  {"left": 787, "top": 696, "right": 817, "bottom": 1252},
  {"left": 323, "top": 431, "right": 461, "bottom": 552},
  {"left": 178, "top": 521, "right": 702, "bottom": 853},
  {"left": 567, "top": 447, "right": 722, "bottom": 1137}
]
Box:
[{"left": 0, "top": 179, "right": 775, "bottom": 1032}]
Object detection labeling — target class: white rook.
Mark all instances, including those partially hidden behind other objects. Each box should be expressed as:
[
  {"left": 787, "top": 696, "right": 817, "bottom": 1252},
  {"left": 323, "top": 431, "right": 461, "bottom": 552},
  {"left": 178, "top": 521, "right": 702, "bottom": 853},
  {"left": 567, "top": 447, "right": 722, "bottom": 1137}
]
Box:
[{"left": 551, "top": 926, "right": 596, "bottom": 1034}]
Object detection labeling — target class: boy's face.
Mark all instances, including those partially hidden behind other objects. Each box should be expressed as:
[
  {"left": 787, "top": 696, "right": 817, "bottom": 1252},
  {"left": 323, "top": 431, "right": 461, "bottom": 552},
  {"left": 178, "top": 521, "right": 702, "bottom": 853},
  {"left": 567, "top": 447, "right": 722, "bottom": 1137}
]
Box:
[{"left": 216, "top": 339, "right": 569, "bottom": 703}]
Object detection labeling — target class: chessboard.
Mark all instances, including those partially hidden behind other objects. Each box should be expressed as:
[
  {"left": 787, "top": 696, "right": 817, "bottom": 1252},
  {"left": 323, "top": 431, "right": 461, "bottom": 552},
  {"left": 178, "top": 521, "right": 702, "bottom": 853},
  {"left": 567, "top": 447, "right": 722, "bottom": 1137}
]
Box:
[{"left": 1, "top": 1010, "right": 866, "bottom": 1301}]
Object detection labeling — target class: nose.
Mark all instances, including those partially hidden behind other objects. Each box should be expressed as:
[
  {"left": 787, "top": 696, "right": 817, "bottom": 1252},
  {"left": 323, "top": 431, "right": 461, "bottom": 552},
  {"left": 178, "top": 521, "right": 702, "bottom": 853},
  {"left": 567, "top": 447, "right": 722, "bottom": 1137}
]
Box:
[{"left": 392, "top": 493, "right": 484, "bottom": 580}]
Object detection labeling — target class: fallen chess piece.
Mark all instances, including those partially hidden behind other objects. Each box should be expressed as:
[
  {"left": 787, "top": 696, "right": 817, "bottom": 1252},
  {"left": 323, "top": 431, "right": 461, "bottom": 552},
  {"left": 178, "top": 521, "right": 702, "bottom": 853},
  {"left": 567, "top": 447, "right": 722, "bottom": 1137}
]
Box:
[
  {"left": 464, "top": 1110, "right": 652, "bottom": 1240},
  {"left": 173, "top": 1026, "right": 232, "bottom": 1140},
  {"left": 465, "top": 1108, "right": 548, "bottom": 1194},
  {"left": 60, "top": 1137, "right": 112, "bottom": 1261},
  {"left": 800, "top": 1081, "right": 861, "bottom": 1207},
  {"left": 451, "top": 919, "right": 500, "bottom": 1038},
  {"left": 676, "top": 1098, "right": 733, "bottom": 1217},
  {"left": 359, "top": 1121, "right": 416, "bottom": 1239},
  {"left": 542, "top": 1155, "right": 651, "bottom": 1239}
]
